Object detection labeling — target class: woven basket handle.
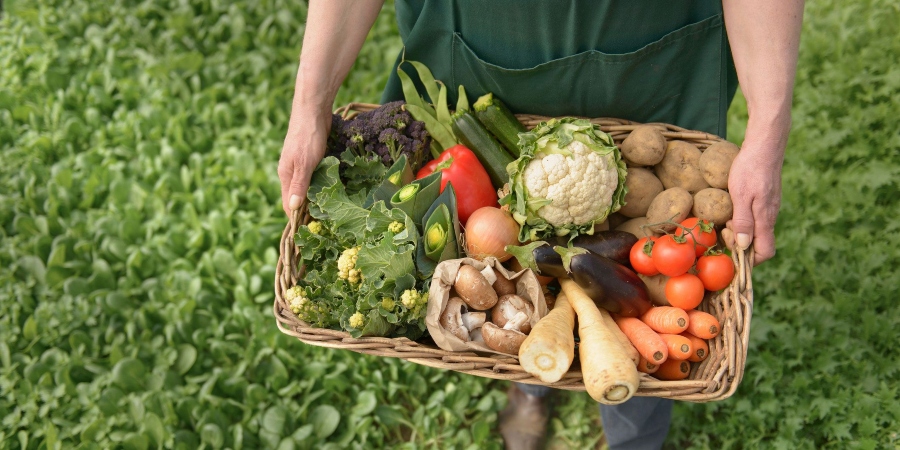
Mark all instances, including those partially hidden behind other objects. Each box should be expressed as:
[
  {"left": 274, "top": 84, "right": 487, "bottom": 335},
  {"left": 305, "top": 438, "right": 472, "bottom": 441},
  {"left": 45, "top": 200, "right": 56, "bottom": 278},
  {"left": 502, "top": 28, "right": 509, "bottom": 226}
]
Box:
[{"left": 280, "top": 203, "right": 306, "bottom": 289}]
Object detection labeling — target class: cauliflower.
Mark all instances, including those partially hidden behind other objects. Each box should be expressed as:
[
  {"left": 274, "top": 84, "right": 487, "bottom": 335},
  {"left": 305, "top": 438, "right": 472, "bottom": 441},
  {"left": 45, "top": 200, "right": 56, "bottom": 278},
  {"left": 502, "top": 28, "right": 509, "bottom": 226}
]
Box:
[
  {"left": 505, "top": 118, "right": 627, "bottom": 241},
  {"left": 337, "top": 246, "right": 362, "bottom": 284}
]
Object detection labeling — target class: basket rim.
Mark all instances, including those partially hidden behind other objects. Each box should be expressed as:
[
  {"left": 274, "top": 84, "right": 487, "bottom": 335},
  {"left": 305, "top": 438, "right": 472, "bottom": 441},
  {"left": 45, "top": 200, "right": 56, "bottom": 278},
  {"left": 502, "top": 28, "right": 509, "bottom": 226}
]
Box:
[{"left": 274, "top": 103, "right": 754, "bottom": 403}]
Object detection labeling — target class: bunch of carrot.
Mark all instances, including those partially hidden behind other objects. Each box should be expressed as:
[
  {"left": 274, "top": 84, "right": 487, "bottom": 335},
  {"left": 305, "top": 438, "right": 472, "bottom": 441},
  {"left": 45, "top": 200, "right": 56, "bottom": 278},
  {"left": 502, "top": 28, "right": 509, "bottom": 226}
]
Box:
[
  {"left": 516, "top": 281, "right": 723, "bottom": 403},
  {"left": 612, "top": 305, "right": 721, "bottom": 381}
]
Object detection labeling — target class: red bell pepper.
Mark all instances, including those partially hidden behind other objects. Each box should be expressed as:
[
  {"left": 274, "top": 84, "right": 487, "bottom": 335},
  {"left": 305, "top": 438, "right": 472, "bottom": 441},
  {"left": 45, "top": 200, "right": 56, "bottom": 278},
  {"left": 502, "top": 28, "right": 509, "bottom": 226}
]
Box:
[{"left": 416, "top": 144, "right": 498, "bottom": 225}]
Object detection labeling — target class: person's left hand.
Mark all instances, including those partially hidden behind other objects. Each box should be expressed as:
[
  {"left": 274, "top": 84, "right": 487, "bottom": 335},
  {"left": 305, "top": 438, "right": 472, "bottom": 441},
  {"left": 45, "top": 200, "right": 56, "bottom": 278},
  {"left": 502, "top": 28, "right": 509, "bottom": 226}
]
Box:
[{"left": 725, "top": 134, "right": 786, "bottom": 265}]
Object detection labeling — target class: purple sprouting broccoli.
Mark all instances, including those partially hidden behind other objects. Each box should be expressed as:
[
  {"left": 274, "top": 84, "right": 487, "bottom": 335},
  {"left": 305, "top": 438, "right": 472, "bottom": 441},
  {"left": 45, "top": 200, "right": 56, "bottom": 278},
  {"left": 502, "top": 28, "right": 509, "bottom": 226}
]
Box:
[
  {"left": 324, "top": 113, "right": 346, "bottom": 160},
  {"left": 334, "top": 101, "right": 430, "bottom": 171}
]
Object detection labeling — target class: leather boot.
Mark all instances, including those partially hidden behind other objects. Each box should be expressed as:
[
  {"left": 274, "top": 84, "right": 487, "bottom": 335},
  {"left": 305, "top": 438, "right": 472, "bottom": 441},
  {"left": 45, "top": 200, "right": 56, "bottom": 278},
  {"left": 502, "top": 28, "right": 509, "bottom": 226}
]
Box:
[{"left": 498, "top": 384, "right": 549, "bottom": 450}]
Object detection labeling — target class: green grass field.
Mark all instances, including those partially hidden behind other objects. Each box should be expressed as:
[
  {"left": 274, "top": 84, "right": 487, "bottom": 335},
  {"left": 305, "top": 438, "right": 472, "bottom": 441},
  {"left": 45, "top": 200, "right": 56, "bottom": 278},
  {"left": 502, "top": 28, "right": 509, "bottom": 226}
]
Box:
[{"left": 1, "top": 1, "right": 898, "bottom": 448}]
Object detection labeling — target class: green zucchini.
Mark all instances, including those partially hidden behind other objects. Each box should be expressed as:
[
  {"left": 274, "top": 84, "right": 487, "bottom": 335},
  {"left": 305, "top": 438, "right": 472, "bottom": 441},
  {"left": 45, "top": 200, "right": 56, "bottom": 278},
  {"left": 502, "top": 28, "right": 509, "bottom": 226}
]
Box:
[
  {"left": 473, "top": 93, "right": 527, "bottom": 157},
  {"left": 451, "top": 110, "right": 514, "bottom": 188}
]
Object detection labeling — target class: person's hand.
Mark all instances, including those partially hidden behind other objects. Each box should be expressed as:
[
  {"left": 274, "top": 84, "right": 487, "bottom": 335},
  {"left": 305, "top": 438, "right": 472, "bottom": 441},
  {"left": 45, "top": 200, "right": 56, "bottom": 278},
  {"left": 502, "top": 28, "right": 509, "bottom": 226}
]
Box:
[
  {"left": 278, "top": 110, "right": 331, "bottom": 215},
  {"left": 275, "top": 1, "right": 385, "bottom": 216},
  {"left": 726, "top": 134, "right": 786, "bottom": 265}
]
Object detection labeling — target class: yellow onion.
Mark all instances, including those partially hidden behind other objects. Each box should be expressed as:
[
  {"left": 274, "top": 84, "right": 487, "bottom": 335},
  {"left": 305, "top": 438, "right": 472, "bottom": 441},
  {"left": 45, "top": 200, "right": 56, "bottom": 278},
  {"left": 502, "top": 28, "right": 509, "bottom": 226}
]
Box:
[{"left": 464, "top": 207, "right": 520, "bottom": 262}]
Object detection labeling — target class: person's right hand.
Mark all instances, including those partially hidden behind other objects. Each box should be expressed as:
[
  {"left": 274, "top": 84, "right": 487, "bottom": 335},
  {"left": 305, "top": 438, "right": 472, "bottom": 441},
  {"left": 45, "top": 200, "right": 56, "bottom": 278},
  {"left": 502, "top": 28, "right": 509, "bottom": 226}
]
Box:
[{"left": 278, "top": 110, "right": 331, "bottom": 216}]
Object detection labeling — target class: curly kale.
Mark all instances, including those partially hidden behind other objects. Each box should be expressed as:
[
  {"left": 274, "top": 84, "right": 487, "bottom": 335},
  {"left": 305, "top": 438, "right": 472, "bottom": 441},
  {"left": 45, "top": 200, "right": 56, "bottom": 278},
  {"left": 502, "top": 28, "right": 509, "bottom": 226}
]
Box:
[{"left": 327, "top": 101, "right": 430, "bottom": 172}]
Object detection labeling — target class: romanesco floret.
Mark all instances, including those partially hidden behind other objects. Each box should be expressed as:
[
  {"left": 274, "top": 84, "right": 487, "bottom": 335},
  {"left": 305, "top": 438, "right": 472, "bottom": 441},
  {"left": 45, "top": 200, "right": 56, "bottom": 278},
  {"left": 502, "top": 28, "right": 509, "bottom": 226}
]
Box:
[
  {"left": 289, "top": 295, "right": 310, "bottom": 316},
  {"left": 286, "top": 287, "right": 329, "bottom": 325},
  {"left": 400, "top": 289, "right": 420, "bottom": 309},
  {"left": 382, "top": 297, "right": 395, "bottom": 310},
  {"left": 347, "top": 268, "right": 362, "bottom": 284},
  {"left": 348, "top": 311, "right": 365, "bottom": 329},
  {"left": 307, "top": 221, "right": 323, "bottom": 235},
  {"left": 284, "top": 285, "right": 304, "bottom": 303},
  {"left": 388, "top": 221, "right": 404, "bottom": 234},
  {"left": 337, "top": 247, "right": 360, "bottom": 282}
]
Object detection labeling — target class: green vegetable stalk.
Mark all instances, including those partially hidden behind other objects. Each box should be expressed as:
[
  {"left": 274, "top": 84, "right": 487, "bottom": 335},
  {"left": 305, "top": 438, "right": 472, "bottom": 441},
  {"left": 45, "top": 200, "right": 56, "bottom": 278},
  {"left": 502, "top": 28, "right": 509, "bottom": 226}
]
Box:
[
  {"left": 368, "top": 154, "right": 414, "bottom": 208},
  {"left": 389, "top": 170, "right": 443, "bottom": 226},
  {"left": 415, "top": 183, "right": 462, "bottom": 278}
]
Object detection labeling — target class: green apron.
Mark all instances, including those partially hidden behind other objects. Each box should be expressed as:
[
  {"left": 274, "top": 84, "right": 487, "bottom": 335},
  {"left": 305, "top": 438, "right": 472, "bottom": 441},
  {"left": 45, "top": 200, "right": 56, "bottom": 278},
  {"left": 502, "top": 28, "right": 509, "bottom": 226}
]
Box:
[{"left": 381, "top": 0, "right": 738, "bottom": 136}]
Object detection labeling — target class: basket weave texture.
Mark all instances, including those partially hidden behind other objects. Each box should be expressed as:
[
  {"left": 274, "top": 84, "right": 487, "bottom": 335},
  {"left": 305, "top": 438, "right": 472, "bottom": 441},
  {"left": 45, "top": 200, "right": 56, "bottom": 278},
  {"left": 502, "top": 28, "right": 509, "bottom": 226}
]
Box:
[{"left": 274, "top": 103, "right": 754, "bottom": 402}]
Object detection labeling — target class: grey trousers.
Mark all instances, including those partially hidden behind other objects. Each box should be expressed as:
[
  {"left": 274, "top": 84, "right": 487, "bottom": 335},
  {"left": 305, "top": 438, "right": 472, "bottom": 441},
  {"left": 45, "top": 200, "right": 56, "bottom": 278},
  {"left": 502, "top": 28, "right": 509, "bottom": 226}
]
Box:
[{"left": 516, "top": 383, "right": 673, "bottom": 450}]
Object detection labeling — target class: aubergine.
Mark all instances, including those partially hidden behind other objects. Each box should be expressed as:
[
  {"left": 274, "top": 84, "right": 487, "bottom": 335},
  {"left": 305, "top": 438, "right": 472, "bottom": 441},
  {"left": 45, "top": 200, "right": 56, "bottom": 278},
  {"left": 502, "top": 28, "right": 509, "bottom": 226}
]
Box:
[
  {"left": 555, "top": 246, "right": 652, "bottom": 317},
  {"left": 571, "top": 230, "right": 638, "bottom": 267},
  {"left": 504, "top": 241, "right": 567, "bottom": 278}
]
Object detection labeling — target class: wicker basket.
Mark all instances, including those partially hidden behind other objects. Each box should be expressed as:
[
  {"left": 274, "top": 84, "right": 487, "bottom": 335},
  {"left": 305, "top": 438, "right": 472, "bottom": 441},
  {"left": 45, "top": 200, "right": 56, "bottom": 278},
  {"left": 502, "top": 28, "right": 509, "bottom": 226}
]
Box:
[{"left": 274, "top": 103, "right": 754, "bottom": 402}]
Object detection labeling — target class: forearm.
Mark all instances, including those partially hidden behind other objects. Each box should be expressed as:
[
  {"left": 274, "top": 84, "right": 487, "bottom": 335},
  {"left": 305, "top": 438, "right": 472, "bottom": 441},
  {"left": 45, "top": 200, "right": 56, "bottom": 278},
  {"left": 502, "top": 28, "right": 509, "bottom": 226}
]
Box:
[
  {"left": 723, "top": 0, "right": 804, "bottom": 158},
  {"left": 288, "top": 0, "right": 384, "bottom": 134}
]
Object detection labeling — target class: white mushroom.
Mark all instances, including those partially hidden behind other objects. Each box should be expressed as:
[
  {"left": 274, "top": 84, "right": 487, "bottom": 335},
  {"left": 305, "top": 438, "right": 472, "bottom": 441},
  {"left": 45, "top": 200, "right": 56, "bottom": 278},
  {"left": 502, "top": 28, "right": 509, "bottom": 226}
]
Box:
[
  {"left": 440, "top": 297, "right": 487, "bottom": 342},
  {"left": 491, "top": 294, "right": 534, "bottom": 334},
  {"left": 454, "top": 265, "right": 499, "bottom": 310},
  {"left": 481, "top": 322, "right": 527, "bottom": 355},
  {"left": 461, "top": 312, "right": 487, "bottom": 331}
]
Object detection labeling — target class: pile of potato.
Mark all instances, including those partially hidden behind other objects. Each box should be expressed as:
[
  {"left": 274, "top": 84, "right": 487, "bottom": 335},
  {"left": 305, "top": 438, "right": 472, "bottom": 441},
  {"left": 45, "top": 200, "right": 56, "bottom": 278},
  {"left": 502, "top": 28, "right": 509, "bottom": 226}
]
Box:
[{"left": 611, "top": 125, "right": 739, "bottom": 236}]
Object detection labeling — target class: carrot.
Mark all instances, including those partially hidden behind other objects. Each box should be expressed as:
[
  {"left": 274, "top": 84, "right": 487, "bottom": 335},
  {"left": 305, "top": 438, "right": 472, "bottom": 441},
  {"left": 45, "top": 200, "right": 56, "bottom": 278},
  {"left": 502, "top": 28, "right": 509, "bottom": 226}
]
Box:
[
  {"left": 659, "top": 333, "right": 692, "bottom": 361},
  {"left": 613, "top": 315, "right": 668, "bottom": 363},
  {"left": 640, "top": 306, "right": 689, "bottom": 334},
  {"left": 654, "top": 359, "right": 691, "bottom": 380},
  {"left": 685, "top": 310, "right": 720, "bottom": 339},
  {"left": 560, "top": 279, "right": 640, "bottom": 405},
  {"left": 518, "top": 293, "right": 576, "bottom": 383},
  {"left": 681, "top": 332, "right": 709, "bottom": 362},
  {"left": 601, "top": 306, "right": 641, "bottom": 366},
  {"left": 637, "top": 357, "right": 659, "bottom": 374}
]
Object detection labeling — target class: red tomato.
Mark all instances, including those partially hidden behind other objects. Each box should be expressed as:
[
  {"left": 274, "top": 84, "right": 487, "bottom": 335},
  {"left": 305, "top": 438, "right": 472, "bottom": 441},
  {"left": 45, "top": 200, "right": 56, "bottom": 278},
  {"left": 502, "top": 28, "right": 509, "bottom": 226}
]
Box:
[
  {"left": 676, "top": 218, "right": 717, "bottom": 257},
  {"left": 629, "top": 237, "right": 659, "bottom": 276},
  {"left": 696, "top": 254, "right": 735, "bottom": 291},
  {"left": 665, "top": 273, "right": 705, "bottom": 310},
  {"left": 651, "top": 234, "right": 696, "bottom": 277}
]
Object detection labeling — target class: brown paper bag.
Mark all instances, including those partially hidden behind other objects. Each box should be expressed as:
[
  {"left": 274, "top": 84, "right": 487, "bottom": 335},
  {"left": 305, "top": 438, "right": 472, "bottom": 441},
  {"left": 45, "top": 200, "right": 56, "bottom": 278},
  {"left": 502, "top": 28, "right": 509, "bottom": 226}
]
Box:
[{"left": 426, "top": 257, "right": 548, "bottom": 356}]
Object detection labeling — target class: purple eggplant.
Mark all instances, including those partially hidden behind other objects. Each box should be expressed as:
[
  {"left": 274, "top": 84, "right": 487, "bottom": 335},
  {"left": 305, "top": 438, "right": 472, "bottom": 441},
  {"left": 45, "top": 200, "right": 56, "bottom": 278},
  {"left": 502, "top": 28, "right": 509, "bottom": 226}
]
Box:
[
  {"left": 556, "top": 246, "right": 651, "bottom": 317},
  {"left": 571, "top": 230, "right": 638, "bottom": 268}
]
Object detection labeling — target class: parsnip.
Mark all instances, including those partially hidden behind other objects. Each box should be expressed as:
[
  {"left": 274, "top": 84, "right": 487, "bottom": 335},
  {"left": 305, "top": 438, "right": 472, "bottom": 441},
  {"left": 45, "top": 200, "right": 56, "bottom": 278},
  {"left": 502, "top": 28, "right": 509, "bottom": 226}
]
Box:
[
  {"left": 560, "top": 279, "right": 640, "bottom": 405},
  {"left": 518, "top": 293, "right": 576, "bottom": 383},
  {"left": 601, "top": 309, "right": 641, "bottom": 367}
]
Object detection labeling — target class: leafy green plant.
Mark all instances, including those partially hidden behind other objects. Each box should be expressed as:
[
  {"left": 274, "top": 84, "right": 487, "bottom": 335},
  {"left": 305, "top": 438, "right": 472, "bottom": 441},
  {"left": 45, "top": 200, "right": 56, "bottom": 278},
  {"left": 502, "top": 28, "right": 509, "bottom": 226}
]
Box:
[{"left": 0, "top": 1, "right": 504, "bottom": 449}]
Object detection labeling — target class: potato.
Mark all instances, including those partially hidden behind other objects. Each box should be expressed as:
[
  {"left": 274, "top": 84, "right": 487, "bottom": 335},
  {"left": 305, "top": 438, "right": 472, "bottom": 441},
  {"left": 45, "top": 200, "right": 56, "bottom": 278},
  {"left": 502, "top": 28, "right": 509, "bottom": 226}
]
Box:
[
  {"left": 645, "top": 187, "right": 693, "bottom": 233},
  {"left": 654, "top": 141, "right": 710, "bottom": 194},
  {"left": 699, "top": 141, "right": 740, "bottom": 188},
  {"left": 614, "top": 217, "right": 659, "bottom": 239},
  {"left": 692, "top": 188, "right": 734, "bottom": 226},
  {"left": 606, "top": 212, "right": 629, "bottom": 231},
  {"left": 620, "top": 125, "right": 667, "bottom": 166},
  {"left": 593, "top": 220, "right": 610, "bottom": 232},
  {"left": 620, "top": 167, "right": 664, "bottom": 218},
  {"left": 638, "top": 274, "right": 670, "bottom": 307}
]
